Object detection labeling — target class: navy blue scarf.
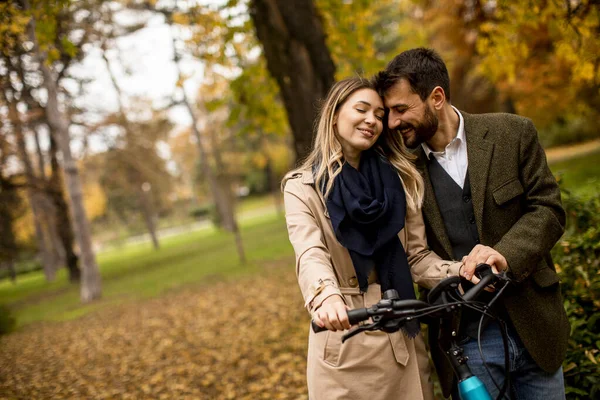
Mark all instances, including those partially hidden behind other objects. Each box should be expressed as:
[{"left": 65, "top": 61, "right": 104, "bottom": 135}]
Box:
[{"left": 324, "top": 150, "right": 419, "bottom": 337}]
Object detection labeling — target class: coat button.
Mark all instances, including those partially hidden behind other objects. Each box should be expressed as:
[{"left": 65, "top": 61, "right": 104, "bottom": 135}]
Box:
[
  {"left": 348, "top": 277, "right": 358, "bottom": 287},
  {"left": 463, "top": 196, "right": 471, "bottom": 203},
  {"left": 469, "top": 216, "right": 476, "bottom": 224}
]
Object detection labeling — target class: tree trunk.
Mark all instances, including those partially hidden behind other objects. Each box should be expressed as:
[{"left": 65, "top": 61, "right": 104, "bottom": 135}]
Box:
[
  {"left": 0, "top": 181, "right": 19, "bottom": 284},
  {"left": 33, "top": 127, "right": 65, "bottom": 268},
  {"left": 250, "top": 0, "right": 336, "bottom": 162},
  {"left": 167, "top": 18, "right": 246, "bottom": 264},
  {"left": 139, "top": 186, "right": 160, "bottom": 250},
  {"left": 3, "top": 91, "right": 59, "bottom": 281},
  {"left": 32, "top": 128, "right": 46, "bottom": 179},
  {"left": 26, "top": 10, "right": 101, "bottom": 302},
  {"left": 49, "top": 133, "right": 80, "bottom": 282}
]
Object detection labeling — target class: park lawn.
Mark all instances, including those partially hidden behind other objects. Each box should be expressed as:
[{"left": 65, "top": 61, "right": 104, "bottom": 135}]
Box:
[
  {"left": 549, "top": 148, "right": 600, "bottom": 198},
  {"left": 0, "top": 213, "right": 294, "bottom": 328}
]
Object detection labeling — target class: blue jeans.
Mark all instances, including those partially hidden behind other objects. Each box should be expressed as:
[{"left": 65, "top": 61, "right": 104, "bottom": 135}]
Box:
[{"left": 452, "top": 322, "right": 565, "bottom": 400}]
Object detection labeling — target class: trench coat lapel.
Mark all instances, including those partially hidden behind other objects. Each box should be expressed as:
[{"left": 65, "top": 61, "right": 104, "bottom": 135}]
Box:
[
  {"left": 463, "top": 112, "right": 493, "bottom": 239},
  {"left": 416, "top": 150, "right": 454, "bottom": 259},
  {"left": 301, "top": 171, "right": 330, "bottom": 219}
]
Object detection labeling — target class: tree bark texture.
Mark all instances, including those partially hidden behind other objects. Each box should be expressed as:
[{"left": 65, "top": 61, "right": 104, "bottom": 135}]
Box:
[
  {"left": 49, "top": 134, "right": 81, "bottom": 282},
  {"left": 2, "top": 88, "right": 60, "bottom": 281},
  {"left": 26, "top": 11, "right": 102, "bottom": 302},
  {"left": 0, "top": 180, "right": 19, "bottom": 284},
  {"left": 250, "top": 0, "right": 336, "bottom": 162},
  {"left": 138, "top": 186, "right": 160, "bottom": 250}
]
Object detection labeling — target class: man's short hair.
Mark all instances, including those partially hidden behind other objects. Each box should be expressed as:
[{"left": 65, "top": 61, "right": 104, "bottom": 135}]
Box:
[{"left": 375, "top": 48, "right": 451, "bottom": 102}]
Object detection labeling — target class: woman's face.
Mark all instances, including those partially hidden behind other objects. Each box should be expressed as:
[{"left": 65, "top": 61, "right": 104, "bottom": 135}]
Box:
[{"left": 334, "top": 88, "right": 385, "bottom": 161}]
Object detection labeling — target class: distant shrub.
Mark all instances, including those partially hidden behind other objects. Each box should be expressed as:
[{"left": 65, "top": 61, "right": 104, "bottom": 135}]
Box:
[
  {"left": 209, "top": 204, "right": 222, "bottom": 229},
  {"left": 0, "top": 258, "right": 42, "bottom": 281},
  {"left": 189, "top": 203, "right": 225, "bottom": 229},
  {"left": 540, "top": 117, "right": 599, "bottom": 148},
  {"left": 0, "top": 304, "right": 16, "bottom": 335},
  {"left": 553, "top": 191, "right": 600, "bottom": 399},
  {"left": 244, "top": 169, "right": 273, "bottom": 195},
  {"left": 189, "top": 204, "right": 213, "bottom": 220}
]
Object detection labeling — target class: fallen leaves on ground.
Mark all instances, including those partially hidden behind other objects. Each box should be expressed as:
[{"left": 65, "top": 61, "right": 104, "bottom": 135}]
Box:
[{"left": 0, "top": 259, "right": 310, "bottom": 399}]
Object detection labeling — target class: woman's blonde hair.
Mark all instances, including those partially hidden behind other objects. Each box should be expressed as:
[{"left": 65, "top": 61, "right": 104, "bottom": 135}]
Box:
[{"left": 285, "top": 77, "right": 424, "bottom": 211}]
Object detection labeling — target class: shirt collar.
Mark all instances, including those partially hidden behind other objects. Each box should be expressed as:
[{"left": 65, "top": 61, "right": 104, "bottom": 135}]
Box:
[{"left": 422, "top": 106, "right": 464, "bottom": 159}]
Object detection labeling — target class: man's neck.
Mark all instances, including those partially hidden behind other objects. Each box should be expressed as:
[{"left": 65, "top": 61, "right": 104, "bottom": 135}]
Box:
[{"left": 426, "top": 105, "right": 460, "bottom": 152}]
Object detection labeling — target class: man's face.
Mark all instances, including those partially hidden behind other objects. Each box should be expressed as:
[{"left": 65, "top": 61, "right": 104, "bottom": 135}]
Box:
[{"left": 383, "top": 78, "right": 439, "bottom": 149}]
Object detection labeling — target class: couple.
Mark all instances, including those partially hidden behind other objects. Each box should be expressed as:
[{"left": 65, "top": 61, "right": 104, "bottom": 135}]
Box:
[{"left": 283, "top": 48, "right": 568, "bottom": 400}]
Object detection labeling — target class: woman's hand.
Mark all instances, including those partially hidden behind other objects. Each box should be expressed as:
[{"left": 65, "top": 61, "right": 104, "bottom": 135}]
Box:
[{"left": 313, "top": 295, "right": 351, "bottom": 331}]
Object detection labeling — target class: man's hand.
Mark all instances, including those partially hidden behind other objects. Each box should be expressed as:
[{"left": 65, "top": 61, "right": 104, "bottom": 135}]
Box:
[
  {"left": 460, "top": 245, "right": 508, "bottom": 284},
  {"left": 313, "top": 295, "right": 351, "bottom": 331}
]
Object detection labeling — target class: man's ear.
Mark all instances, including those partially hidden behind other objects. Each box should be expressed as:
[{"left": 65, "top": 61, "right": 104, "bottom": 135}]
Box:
[{"left": 430, "top": 86, "right": 446, "bottom": 110}]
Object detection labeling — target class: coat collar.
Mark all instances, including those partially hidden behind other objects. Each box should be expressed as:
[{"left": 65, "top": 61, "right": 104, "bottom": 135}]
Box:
[
  {"left": 283, "top": 169, "right": 330, "bottom": 218},
  {"left": 417, "top": 111, "right": 494, "bottom": 257}
]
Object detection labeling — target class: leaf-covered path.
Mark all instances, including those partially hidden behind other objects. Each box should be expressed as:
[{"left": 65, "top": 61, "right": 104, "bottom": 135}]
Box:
[{"left": 0, "top": 260, "right": 310, "bottom": 399}]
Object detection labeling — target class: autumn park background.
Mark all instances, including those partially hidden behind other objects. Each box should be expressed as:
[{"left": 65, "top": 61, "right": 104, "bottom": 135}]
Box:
[{"left": 0, "top": 0, "right": 599, "bottom": 399}]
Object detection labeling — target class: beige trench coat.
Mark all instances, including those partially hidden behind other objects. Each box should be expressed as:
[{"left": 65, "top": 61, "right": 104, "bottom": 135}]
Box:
[{"left": 283, "top": 171, "right": 462, "bottom": 400}]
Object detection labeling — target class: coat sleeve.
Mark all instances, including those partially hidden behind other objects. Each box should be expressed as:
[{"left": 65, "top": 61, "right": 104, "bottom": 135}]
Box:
[
  {"left": 405, "top": 204, "right": 462, "bottom": 289},
  {"left": 283, "top": 178, "right": 343, "bottom": 315},
  {"left": 493, "top": 118, "right": 565, "bottom": 282}
]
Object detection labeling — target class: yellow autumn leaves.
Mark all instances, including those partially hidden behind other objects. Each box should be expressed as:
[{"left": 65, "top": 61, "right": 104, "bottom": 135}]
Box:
[{"left": 0, "top": 260, "right": 310, "bottom": 399}]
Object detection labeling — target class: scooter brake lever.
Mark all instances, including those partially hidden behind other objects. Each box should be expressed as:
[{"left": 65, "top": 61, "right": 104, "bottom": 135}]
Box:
[{"left": 342, "top": 322, "right": 379, "bottom": 343}]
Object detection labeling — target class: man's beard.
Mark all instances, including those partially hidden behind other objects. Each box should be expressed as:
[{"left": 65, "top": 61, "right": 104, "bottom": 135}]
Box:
[{"left": 399, "top": 105, "right": 438, "bottom": 149}]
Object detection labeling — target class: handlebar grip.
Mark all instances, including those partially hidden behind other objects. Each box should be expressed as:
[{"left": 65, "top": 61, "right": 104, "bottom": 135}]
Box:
[
  {"left": 347, "top": 308, "right": 370, "bottom": 325},
  {"left": 311, "top": 320, "right": 328, "bottom": 333},
  {"left": 462, "top": 273, "right": 496, "bottom": 302},
  {"left": 311, "top": 307, "right": 371, "bottom": 333}
]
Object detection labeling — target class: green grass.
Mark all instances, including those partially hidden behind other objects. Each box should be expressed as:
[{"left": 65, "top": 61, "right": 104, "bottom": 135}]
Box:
[
  {"left": 0, "top": 214, "right": 293, "bottom": 328},
  {"left": 237, "top": 193, "right": 281, "bottom": 213},
  {"left": 549, "top": 148, "right": 600, "bottom": 198}
]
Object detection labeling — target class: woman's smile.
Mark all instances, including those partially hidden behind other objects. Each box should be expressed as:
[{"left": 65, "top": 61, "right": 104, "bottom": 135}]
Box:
[{"left": 357, "top": 127, "right": 375, "bottom": 138}]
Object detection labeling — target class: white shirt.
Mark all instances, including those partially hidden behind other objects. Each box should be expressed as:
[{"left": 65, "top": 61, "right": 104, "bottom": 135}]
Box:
[{"left": 422, "top": 106, "right": 468, "bottom": 188}]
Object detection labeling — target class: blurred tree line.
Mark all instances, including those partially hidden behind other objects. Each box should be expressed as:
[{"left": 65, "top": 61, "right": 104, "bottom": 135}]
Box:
[{"left": 0, "top": 0, "right": 598, "bottom": 301}]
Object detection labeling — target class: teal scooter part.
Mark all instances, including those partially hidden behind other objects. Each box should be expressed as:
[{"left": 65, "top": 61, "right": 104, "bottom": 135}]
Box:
[{"left": 458, "top": 376, "right": 492, "bottom": 400}]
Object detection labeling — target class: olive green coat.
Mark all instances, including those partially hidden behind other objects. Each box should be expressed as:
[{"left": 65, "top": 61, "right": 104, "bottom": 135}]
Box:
[{"left": 416, "top": 111, "right": 569, "bottom": 397}]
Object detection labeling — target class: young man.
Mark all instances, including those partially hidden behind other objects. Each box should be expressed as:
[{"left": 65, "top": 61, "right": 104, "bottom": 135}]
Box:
[{"left": 375, "top": 48, "right": 568, "bottom": 399}]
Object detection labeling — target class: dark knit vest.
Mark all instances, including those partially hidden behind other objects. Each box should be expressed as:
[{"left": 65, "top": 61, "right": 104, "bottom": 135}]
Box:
[
  {"left": 427, "top": 156, "right": 479, "bottom": 259},
  {"left": 427, "top": 156, "right": 502, "bottom": 338}
]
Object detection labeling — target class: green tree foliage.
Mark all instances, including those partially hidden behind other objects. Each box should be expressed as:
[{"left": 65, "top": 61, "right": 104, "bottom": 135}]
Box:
[
  {"left": 318, "top": 0, "right": 425, "bottom": 78},
  {"left": 0, "top": 2, "right": 30, "bottom": 56},
  {"left": 90, "top": 106, "right": 173, "bottom": 225},
  {"left": 474, "top": 1, "right": 600, "bottom": 131}
]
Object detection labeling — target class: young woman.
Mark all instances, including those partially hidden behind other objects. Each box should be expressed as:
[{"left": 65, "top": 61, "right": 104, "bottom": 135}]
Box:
[{"left": 282, "top": 77, "right": 462, "bottom": 400}]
